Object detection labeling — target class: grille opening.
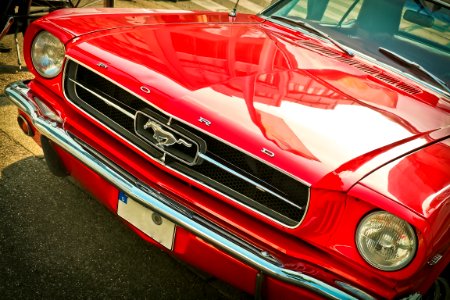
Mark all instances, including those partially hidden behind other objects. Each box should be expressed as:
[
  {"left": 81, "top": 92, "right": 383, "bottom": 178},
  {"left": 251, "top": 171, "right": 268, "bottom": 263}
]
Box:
[{"left": 64, "top": 60, "right": 309, "bottom": 226}]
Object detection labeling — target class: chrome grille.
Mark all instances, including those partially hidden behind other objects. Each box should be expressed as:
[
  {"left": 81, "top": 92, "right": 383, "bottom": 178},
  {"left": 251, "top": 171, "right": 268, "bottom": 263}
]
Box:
[{"left": 64, "top": 60, "right": 309, "bottom": 226}]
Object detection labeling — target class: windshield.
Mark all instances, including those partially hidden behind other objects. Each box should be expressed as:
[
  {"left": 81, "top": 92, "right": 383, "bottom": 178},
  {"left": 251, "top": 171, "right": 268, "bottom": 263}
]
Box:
[{"left": 262, "top": 0, "right": 450, "bottom": 91}]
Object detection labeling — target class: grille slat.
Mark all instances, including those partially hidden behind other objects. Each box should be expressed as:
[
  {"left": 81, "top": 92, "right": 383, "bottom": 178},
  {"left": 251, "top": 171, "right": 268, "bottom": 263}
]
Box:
[{"left": 64, "top": 60, "right": 309, "bottom": 226}]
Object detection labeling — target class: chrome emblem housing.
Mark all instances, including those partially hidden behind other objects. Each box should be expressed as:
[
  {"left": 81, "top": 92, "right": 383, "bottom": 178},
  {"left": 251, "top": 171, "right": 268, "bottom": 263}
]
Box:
[{"left": 135, "top": 110, "right": 206, "bottom": 166}]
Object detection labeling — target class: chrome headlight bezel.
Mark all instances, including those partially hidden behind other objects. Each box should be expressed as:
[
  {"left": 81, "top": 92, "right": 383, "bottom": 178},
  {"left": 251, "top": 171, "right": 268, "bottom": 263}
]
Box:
[
  {"left": 31, "top": 31, "right": 66, "bottom": 78},
  {"left": 356, "top": 211, "right": 417, "bottom": 271}
]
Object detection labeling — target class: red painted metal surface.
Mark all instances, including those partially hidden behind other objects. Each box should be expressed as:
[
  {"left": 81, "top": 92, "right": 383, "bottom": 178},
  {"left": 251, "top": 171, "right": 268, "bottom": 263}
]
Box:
[
  {"left": 16, "top": 8, "right": 450, "bottom": 299},
  {"left": 30, "top": 10, "right": 448, "bottom": 189}
]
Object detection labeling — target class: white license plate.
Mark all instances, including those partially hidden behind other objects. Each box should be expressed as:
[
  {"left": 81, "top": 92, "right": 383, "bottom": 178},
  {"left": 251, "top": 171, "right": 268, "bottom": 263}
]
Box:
[{"left": 117, "top": 192, "right": 176, "bottom": 250}]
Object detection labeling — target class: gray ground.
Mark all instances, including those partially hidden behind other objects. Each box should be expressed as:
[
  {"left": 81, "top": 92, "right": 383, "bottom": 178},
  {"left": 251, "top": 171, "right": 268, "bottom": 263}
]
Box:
[{"left": 0, "top": 0, "right": 268, "bottom": 298}]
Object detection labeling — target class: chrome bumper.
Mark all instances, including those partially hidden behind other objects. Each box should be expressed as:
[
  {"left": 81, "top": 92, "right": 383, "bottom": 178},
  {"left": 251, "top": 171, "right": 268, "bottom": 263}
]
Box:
[{"left": 5, "top": 81, "right": 358, "bottom": 300}]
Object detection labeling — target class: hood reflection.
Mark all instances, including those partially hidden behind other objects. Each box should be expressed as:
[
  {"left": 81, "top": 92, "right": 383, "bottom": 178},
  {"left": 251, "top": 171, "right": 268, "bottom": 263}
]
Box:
[{"left": 83, "top": 20, "right": 449, "bottom": 172}]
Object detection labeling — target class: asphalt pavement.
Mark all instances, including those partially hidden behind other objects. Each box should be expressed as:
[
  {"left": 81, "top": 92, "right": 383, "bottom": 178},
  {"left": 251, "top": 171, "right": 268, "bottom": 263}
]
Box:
[{"left": 0, "top": 0, "right": 268, "bottom": 298}]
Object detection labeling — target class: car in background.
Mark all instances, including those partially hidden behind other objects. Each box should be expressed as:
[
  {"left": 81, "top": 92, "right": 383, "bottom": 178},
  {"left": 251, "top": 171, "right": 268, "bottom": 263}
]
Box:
[{"left": 5, "top": 0, "right": 449, "bottom": 299}]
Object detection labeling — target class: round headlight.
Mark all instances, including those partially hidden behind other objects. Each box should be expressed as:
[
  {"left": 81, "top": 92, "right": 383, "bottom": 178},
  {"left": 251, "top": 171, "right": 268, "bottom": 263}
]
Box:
[
  {"left": 31, "top": 31, "right": 65, "bottom": 78},
  {"left": 356, "top": 211, "right": 417, "bottom": 271}
]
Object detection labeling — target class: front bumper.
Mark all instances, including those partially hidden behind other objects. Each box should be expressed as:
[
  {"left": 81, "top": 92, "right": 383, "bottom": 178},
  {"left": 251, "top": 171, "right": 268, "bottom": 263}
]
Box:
[{"left": 5, "top": 80, "right": 360, "bottom": 300}]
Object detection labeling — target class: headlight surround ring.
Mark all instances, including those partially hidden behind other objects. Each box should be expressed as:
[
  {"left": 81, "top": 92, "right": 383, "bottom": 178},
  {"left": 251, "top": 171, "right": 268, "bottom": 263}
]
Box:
[
  {"left": 356, "top": 211, "right": 417, "bottom": 271},
  {"left": 31, "top": 31, "right": 65, "bottom": 78}
]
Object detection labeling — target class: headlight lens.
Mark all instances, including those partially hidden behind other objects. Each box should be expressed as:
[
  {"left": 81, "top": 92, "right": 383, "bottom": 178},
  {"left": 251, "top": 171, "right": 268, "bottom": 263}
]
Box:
[
  {"left": 31, "top": 31, "right": 65, "bottom": 78},
  {"left": 356, "top": 211, "right": 417, "bottom": 271}
]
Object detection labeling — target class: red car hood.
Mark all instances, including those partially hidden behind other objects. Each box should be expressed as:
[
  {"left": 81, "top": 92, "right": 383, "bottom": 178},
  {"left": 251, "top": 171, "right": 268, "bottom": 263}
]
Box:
[{"left": 48, "top": 10, "right": 450, "bottom": 190}]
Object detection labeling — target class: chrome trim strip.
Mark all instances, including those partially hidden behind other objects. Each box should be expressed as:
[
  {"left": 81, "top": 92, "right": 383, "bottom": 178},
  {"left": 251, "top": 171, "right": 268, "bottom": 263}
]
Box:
[
  {"left": 62, "top": 58, "right": 310, "bottom": 229},
  {"left": 68, "top": 78, "right": 136, "bottom": 119},
  {"left": 199, "top": 153, "right": 303, "bottom": 210},
  {"left": 5, "top": 80, "right": 355, "bottom": 300}
]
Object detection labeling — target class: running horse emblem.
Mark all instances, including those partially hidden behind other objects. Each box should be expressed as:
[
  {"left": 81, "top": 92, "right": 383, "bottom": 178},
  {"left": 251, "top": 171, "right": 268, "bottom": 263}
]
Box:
[{"left": 143, "top": 120, "right": 192, "bottom": 148}]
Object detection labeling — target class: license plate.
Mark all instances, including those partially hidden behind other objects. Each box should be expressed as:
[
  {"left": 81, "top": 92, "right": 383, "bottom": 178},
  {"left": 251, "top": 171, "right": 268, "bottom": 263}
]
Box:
[{"left": 117, "top": 192, "right": 176, "bottom": 250}]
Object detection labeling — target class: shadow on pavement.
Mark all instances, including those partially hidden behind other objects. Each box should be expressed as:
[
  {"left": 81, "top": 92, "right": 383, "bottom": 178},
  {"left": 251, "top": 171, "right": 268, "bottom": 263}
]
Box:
[
  {"left": 0, "top": 156, "right": 250, "bottom": 299},
  {"left": 0, "top": 65, "right": 29, "bottom": 74}
]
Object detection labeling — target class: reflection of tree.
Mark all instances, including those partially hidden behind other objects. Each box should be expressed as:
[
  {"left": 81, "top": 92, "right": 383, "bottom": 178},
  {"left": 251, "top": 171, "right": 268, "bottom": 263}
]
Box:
[{"left": 231, "top": 73, "right": 319, "bottom": 160}]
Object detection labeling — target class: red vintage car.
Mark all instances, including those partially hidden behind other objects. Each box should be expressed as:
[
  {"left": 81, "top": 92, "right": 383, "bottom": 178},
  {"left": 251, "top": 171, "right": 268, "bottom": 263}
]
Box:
[{"left": 5, "top": 0, "right": 449, "bottom": 299}]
